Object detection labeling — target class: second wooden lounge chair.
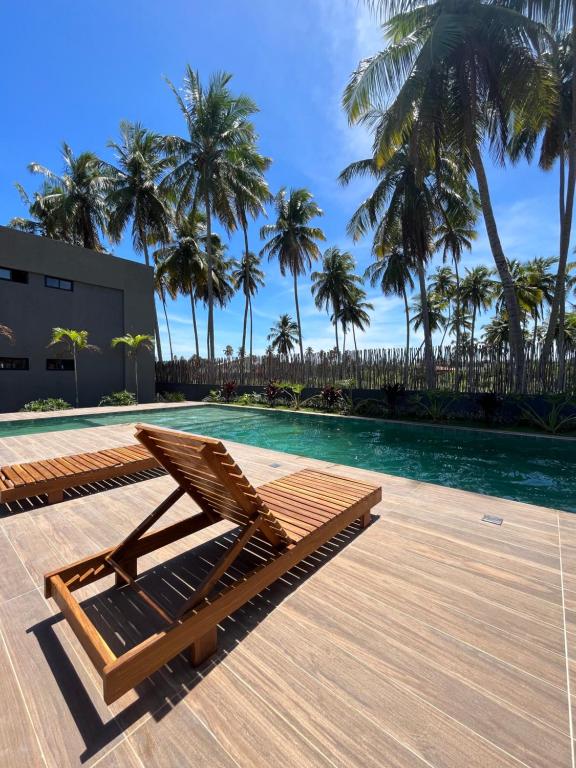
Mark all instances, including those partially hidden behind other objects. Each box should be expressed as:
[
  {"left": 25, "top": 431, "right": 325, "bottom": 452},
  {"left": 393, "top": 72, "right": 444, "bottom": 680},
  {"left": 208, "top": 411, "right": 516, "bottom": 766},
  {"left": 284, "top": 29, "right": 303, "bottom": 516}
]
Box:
[{"left": 45, "top": 423, "right": 382, "bottom": 703}]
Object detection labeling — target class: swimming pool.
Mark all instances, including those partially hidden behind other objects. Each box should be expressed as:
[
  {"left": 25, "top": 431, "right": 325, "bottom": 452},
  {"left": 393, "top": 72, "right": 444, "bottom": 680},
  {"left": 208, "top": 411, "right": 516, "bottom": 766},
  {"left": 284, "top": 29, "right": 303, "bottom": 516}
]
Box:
[{"left": 1, "top": 404, "right": 574, "bottom": 512}]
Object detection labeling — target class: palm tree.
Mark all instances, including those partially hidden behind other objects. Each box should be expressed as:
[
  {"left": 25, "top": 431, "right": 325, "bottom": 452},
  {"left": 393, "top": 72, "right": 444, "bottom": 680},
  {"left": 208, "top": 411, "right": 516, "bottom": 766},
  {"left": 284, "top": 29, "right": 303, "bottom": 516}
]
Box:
[
  {"left": 153, "top": 260, "right": 174, "bottom": 361},
  {"left": 24, "top": 144, "right": 111, "bottom": 250},
  {"left": 154, "top": 210, "right": 206, "bottom": 358},
  {"left": 48, "top": 328, "right": 99, "bottom": 408},
  {"left": 428, "top": 266, "right": 456, "bottom": 346},
  {"left": 10, "top": 181, "right": 71, "bottom": 241},
  {"left": 483, "top": 313, "right": 513, "bottom": 350},
  {"left": 340, "top": 149, "right": 454, "bottom": 387},
  {"left": 411, "top": 295, "right": 447, "bottom": 338},
  {"left": 164, "top": 67, "right": 259, "bottom": 360},
  {"left": 460, "top": 266, "right": 496, "bottom": 371},
  {"left": 195, "top": 234, "right": 237, "bottom": 353},
  {"left": 223, "top": 345, "right": 234, "bottom": 359},
  {"left": 337, "top": 287, "right": 373, "bottom": 382},
  {"left": 311, "top": 247, "right": 360, "bottom": 357},
  {"left": 364, "top": 234, "right": 414, "bottom": 384},
  {"left": 260, "top": 188, "right": 326, "bottom": 361},
  {"left": 267, "top": 314, "right": 299, "bottom": 358},
  {"left": 344, "top": 0, "right": 551, "bottom": 389},
  {"left": 232, "top": 252, "right": 265, "bottom": 374},
  {"left": 105, "top": 122, "right": 174, "bottom": 363},
  {"left": 111, "top": 333, "right": 154, "bottom": 403}
]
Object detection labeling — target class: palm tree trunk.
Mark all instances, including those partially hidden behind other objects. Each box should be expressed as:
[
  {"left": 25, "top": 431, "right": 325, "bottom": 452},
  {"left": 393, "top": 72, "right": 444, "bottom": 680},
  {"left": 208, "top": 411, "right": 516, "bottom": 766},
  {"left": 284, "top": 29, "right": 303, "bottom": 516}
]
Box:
[
  {"left": 293, "top": 271, "right": 304, "bottom": 363},
  {"left": 416, "top": 260, "right": 435, "bottom": 388},
  {"left": 469, "top": 307, "right": 477, "bottom": 389},
  {"left": 189, "top": 282, "right": 200, "bottom": 358},
  {"left": 468, "top": 141, "right": 524, "bottom": 391},
  {"left": 142, "top": 234, "right": 163, "bottom": 364},
  {"left": 453, "top": 259, "right": 462, "bottom": 392},
  {"left": 160, "top": 286, "right": 174, "bottom": 360},
  {"left": 204, "top": 188, "right": 215, "bottom": 360},
  {"left": 240, "top": 222, "right": 250, "bottom": 383},
  {"left": 402, "top": 285, "right": 410, "bottom": 387},
  {"left": 334, "top": 314, "right": 340, "bottom": 357},
  {"left": 249, "top": 297, "right": 254, "bottom": 379}
]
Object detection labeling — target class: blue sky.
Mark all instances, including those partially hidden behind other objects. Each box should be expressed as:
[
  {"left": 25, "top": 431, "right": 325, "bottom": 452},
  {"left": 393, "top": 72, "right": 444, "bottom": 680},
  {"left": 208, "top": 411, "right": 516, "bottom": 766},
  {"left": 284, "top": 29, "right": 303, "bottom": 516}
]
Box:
[{"left": 0, "top": 0, "right": 563, "bottom": 357}]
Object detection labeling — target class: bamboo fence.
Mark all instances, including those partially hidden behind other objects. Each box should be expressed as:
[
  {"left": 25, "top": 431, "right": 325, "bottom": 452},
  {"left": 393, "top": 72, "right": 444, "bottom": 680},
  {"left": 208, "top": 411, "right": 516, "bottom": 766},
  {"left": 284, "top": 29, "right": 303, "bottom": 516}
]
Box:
[{"left": 156, "top": 344, "right": 576, "bottom": 395}]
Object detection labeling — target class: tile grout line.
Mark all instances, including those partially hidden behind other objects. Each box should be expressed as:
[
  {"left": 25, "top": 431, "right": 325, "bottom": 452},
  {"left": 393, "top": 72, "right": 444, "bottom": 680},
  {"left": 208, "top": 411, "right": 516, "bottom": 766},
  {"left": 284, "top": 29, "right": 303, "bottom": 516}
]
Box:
[{"left": 557, "top": 513, "right": 576, "bottom": 767}]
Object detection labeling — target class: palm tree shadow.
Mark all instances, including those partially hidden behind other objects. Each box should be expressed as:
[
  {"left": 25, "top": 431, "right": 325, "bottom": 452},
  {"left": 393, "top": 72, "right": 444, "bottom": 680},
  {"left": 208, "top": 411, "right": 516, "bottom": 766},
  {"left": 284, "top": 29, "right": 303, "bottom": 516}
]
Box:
[{"left": 28, "top": 514, "right": 377, "bottom": 763}]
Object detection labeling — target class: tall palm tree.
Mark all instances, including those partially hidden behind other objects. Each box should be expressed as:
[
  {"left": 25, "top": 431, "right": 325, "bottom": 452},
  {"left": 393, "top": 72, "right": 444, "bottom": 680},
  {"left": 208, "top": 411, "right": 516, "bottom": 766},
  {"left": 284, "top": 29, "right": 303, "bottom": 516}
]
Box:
[
  {"left": 105, "top": 122, "right": 174, "bottom": 362},
  {"left": 267, "top": 314, "right": 299, "bottom": 357},
  {"left": 460, "top": 265, "right": 496, "bottom": 354},
  {"left": 10, "top": 181, "right": 71, "bottom": 241},
  {"left": 340, "top": 149, "right": 455, "bottom": 387},
  {"left": 153, "top": 260, "right": 174, "bottom": 361},
  {"left": 410, "top": 295, "right": 447, "bottom": 338},
  {"left": 48, "top": 328, "right": 99, "bottom": 408},
  {"left": 111, "top": 333, "right": 154, "bottom": 402},
  {"left": 344, "top": 0, "right": 552, "bottom": 389},
  {"left": 231, "top": 252, "right": 265, "bottom": 366},
  {"left": 25, "top": 144, "right": 111, "bottom": 251},
  {"left": 364, "top": 233, "right": 414, "bottom": 384},
  {"left": 195, "top": 234, "right": 237, "bottom": 353},
  {"left": 153, "top": 209, "right": 207, "bottom": 358},
  {"left": 524, "top": 256, "right": 557, "bottom": 353},
  {"left": 337, "top": 287, "right": 373, "bottom": 383},
  {"left": 434, "top": 206, "right": 477, "bottom": 385},
  {"left": 164, "top": 67, "right": 259, "bottom": 360},
  {"left": 260, "top": 188, "right": 326, "bottom": 361},
  {"left": 311, "top": 247, "right": 360, "bottom": 357},
  {"left": 428, "top": 266, "right": 456, "bottom": 346}
]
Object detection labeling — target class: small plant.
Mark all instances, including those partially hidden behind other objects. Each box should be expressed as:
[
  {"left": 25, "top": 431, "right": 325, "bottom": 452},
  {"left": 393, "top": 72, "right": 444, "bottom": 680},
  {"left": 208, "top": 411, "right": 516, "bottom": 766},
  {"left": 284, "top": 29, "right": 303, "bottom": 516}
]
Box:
[
  {"left": 321, "top": 385, "right": 343, "bottom": 411},
  {"left": 235, "top": 392, "right": 264, "bottom": 406},
  {"left": 220, "top": 380, "right": 237, "bottom": 403},
  {"left": 111, "top": 333, "right": 154, "bottom": 403},
  {"left": 519, "top": 396, "right": 576, "bottom": 434},
  {"left": 22, "top": 398, "right": 71, "bottom": 412},
  {"left": 382, "top": 383, "right": 406, "bottom": 418},
  {"left": 477, "top": 392, "right": 503, "bottom": 425},
  {"left": 413, "top": 391, "right": 457, "bottom": 422},
  {"left": 98, "top": 390, "right": 137, "bottom": 407},
  {"left": 264, "top": 380, "right": 282, "bottom": 407},
  {"left": 280, "top": 382, "right": 306, "bottom": 409},
  {"left": 202, "top": 389, "right": 222, "bottom": 403},
  {"left": 156, "top": 391, "right": 187, "bottom": 402}
]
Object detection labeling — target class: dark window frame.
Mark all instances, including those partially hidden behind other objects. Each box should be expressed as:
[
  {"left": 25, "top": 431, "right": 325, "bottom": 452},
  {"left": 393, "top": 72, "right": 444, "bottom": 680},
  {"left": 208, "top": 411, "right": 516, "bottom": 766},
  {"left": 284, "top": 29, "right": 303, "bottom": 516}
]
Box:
[
  {"left": 44, "top": 275, "right": 73, "bottom": 291},
  {"left": 46, "top": 358, "right": 75, "bottom": 372},
  {"left": 0, "top": 266, "right": 28, "bottom": 284},
  {"left": 0, "top": 357, "right": 29, "bottom": 371}
]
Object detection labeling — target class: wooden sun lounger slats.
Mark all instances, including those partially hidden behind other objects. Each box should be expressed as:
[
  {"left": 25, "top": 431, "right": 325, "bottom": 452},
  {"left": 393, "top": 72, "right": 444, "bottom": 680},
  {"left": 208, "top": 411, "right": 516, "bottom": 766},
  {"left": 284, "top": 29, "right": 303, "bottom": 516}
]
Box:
[
  {"left": 0, "top": 444, "right": 161, "bottom": 505},
  {"left": 45, "top": 423, "right": 382, "bottom": 703}
]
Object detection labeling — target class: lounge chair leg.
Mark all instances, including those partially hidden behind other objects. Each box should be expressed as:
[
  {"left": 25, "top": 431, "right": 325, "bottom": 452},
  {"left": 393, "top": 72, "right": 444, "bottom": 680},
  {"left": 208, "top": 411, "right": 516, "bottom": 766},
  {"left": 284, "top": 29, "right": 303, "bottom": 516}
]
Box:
[
  {"left": 115, "top": 558, "right": 137, "bottom": 587},
  {"left": 190, "top": 626, "right": 218, "bottom": 666},
  {"left": 47, "top": 489, "right": 64, "bottom": 505},
  {"left": 359, "top": 511, "right": 371, "bottom": 528}
]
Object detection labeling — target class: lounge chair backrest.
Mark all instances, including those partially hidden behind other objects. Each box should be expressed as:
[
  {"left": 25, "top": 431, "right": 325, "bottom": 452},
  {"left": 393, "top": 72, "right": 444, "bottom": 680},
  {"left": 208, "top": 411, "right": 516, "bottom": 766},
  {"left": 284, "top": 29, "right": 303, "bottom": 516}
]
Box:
[{"left": 134, "top": 423, "right": 292, "bottom": 546}]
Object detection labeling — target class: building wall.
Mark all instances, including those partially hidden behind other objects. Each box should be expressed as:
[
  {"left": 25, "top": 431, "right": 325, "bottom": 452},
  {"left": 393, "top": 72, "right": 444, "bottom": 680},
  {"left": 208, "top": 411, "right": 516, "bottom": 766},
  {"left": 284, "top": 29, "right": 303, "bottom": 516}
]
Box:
[{"left": 0, "top": 227, "right": 155, "bottom": 412}]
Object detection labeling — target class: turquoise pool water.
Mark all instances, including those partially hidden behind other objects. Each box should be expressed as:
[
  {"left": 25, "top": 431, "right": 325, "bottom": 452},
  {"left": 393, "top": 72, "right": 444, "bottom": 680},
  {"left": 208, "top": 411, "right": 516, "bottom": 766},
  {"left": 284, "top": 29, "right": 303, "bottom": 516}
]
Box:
[{"left": 1, "top": 405, "right": 574, "bottom": 512}]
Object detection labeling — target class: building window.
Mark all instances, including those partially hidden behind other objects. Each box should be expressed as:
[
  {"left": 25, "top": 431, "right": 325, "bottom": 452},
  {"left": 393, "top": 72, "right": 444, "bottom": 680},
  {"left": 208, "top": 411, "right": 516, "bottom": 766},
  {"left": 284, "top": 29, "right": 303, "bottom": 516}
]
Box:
[
  {"left": 0, "top": 266, "right": 28, "bottom": 284},
  {"left": 45, "top": 275, "right": 73, "bottom": 291},
  {"left": 0, "top": 357, "right": 29, "bottom": 370},
  {"left": 46, "top": 358, "right": 75, "bottom": 371}
]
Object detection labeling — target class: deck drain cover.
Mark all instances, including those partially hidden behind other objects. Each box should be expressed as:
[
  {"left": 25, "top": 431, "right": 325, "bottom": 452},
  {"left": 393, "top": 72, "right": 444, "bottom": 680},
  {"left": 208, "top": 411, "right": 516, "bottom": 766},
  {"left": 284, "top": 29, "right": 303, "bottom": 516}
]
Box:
[
  {"left": 482, "top": 514, "right": 503, "bottom": 526},
  {"left": 270, "top": 462, "right": 282, "bottom": 468}
]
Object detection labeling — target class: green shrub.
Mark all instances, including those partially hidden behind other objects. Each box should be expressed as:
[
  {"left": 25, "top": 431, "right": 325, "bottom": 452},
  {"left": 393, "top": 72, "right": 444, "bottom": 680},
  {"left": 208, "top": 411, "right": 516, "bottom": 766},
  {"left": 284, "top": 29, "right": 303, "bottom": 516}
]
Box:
[
  {"left": 22, "top": 398, "right": 72, "bottom": 412},
  {"left": 352, "top": 398, "right": 386, "bottom": 418},
  {"left": 202, "top": 389, "right": 222, "bottom": 403},
  {"left": 519, "top": 396, "right": 576, "bottom": 434},
  {"left": 98, "top": 390, "right": 137, "bottom": 407},
  {"left": 157, "top": 391, "right": 187, "bottom": 402},
  {"left": 235, "top": 392, "right": 264, "bottom": 405}
]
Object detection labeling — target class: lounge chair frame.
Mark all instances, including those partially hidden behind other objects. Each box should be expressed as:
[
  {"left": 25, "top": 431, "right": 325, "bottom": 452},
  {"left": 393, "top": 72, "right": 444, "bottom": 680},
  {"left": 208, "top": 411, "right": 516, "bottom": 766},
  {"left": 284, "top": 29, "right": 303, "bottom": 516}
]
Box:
[{"left": 44, "top": 424, "right": 381, "bottom": 704}]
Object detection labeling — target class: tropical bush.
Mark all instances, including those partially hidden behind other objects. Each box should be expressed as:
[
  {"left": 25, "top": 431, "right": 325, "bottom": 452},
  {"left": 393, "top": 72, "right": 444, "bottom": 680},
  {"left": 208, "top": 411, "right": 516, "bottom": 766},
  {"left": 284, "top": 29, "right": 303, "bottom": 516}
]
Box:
[
  {"left": 264, "top": 380, "right": 283, "bottom": 407},
  {"left": 156, "top": 391, "right": 187, "bottom": 402},
  {"left": 203, "top": 389, "right": 222, "bottom": 403},
  {"left": 519, "top": 396, "right": 576, "bottom": 434},
  {"left": 98, "top": 390, "right": 137, "bottom": 406},
  {"left": 235, "top": 392, "right": 264, "bottom": 405},
  {"left": 220, "top": 380, "right": 237, "bottom": 403},
  {"left": 320, "top": 385, "right": 343, "bottom": 411},
  {"left": 22, "top": 398, "right": 72, "bottom": 412},
  {"left": 382, "top": 383, "right": 406, "bottom": 418}
]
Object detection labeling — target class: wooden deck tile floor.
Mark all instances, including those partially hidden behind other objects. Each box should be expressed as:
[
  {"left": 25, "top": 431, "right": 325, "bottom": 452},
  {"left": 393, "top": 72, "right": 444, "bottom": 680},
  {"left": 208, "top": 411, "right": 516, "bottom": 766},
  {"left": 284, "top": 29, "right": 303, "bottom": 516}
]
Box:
[{"left": 0, "top": 419, "right": 574, "bottom": 767}]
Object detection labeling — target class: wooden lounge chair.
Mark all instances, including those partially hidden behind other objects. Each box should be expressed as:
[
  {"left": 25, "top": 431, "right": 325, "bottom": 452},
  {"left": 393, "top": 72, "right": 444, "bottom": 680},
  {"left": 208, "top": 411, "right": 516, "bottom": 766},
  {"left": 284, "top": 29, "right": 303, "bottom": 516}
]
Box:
[
  {"left": 0, "top": 444, "right": 160, "bottom": 506},
  {"left": 44, "top": 423, "right": 382, "bottom": 703}
]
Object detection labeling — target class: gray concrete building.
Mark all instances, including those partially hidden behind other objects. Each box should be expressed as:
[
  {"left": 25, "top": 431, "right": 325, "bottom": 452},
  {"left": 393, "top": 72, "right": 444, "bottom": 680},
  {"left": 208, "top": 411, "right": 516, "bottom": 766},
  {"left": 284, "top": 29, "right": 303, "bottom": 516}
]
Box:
[{"left": 0, "top": 227, "right": 155, "bottom": 412}]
